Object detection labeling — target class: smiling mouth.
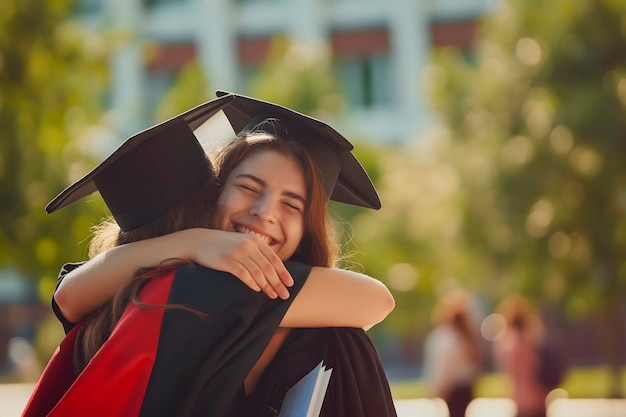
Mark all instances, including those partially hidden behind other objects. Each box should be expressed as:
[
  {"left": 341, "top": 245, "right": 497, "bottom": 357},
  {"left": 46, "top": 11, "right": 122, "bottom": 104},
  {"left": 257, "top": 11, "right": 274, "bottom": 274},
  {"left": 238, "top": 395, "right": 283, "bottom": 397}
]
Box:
[{"left": 235, "top": 224, "right": 276, "bottom": 245}]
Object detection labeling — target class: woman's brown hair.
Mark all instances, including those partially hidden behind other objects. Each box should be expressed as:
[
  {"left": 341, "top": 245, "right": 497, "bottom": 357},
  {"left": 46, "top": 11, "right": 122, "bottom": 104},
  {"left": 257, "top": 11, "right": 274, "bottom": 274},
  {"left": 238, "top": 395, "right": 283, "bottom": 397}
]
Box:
[
  {"left": 75, "top": 168, "right": 218, "bottom": 373},
  {"left": 211, "top": 128, "right": 339, "bottom": 268}
]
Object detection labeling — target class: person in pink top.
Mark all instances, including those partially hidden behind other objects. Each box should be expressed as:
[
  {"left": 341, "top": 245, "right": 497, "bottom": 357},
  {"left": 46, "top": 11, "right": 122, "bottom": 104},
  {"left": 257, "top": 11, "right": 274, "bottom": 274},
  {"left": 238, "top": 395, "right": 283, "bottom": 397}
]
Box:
[{"left": 493, "top": 294, "right": 550, "bottom": 417}]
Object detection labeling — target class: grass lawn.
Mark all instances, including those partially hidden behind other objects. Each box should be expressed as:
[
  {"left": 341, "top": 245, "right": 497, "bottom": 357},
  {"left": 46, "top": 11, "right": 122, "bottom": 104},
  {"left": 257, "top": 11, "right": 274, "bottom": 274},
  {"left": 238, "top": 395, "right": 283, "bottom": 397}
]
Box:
[{"left": 390, "top": 366, "right": 626, "bottom": 400}]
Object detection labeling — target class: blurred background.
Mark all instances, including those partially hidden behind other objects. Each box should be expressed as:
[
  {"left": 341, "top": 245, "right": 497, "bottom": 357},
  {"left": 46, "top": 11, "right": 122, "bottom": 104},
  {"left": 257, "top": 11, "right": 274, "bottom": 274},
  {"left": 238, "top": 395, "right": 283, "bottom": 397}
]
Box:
[{"left": 1, "top": 0, "right": 625, "bottom": 411}]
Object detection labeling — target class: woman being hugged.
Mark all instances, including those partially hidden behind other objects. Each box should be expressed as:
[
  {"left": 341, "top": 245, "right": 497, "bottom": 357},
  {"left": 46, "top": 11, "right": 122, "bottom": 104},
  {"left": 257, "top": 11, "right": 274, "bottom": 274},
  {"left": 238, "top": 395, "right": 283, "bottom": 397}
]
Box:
[{"left": 24, "top": 92, "right": 396, "bottom": 417}]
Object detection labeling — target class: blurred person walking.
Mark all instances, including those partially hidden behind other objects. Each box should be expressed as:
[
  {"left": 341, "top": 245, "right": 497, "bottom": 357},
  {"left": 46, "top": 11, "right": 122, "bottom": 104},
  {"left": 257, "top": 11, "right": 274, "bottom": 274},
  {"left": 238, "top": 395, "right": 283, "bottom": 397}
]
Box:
[
  {"left": 493, "top": 294, "right": 565, "bottom": 417},
  {"left": 423, "top": 289, "right": 484, "bottom": 417}
]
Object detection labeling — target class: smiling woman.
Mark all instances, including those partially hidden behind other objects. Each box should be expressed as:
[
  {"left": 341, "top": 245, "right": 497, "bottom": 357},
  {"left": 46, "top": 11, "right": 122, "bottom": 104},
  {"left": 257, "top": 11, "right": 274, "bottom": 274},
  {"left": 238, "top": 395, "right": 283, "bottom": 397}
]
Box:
[
  {"left": 211, "top": 126, "right": 335, "bottom": 269},
  {"left": 23, "top": 92, "right": 396, "bottom": 417},
  {"left": 212, "top": 136, "right": 308, "bottom": 262}
]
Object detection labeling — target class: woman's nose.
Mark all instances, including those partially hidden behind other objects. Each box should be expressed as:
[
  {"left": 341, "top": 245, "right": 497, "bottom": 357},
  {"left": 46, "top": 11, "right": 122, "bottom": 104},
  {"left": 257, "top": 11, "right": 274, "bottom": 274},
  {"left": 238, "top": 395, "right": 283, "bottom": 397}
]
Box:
[{"left": 249, "top": 196, "right": 277, "bottom": 223}]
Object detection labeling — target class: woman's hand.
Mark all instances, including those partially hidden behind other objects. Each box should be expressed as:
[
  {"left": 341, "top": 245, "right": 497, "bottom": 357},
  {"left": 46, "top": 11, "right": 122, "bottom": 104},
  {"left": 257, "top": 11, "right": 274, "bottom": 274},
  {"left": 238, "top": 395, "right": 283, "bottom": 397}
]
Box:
[{"left": 190, "top": 229, "right": 293, "bottom": 300}]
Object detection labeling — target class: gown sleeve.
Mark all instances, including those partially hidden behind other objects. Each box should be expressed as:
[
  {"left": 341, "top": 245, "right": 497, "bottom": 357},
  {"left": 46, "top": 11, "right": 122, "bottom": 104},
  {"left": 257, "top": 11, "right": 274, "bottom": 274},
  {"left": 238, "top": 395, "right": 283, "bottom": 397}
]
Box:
[
  {"left": 51, "top": 262, "right": 85, "bottom": 334},
  {"left": 22, "top": 261, "right": 312, "bottom": 417}
]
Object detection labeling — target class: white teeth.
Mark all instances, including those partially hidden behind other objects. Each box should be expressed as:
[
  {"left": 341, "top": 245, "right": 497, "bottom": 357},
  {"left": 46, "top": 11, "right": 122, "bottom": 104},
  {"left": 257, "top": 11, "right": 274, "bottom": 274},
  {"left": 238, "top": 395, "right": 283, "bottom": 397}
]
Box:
[{"left": 236, "top": 225, "right": 272, "bottom": 244}]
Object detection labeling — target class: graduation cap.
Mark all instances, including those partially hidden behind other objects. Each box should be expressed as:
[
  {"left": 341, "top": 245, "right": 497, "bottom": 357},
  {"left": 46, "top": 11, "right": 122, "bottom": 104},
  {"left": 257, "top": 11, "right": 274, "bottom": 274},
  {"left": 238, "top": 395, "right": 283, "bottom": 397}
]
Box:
[
  {"left": 45, "top": 95, "right": 234, "bottom": 231},
  {"left": 47, "top": 91, "right": 380, "bottom": 231},
  {"left": 211, "top": 90, "right": 381, "bottom": 210},
  {"left": 192, "top": 91, "right": 380, "bottom": 210}
]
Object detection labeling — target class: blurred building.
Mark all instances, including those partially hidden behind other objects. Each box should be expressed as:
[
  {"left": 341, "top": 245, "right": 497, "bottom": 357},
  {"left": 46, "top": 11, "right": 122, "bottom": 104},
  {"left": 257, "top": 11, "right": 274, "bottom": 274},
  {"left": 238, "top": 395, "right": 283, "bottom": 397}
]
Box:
[{"left": 76, "top": 0, "right": 492, "bottom": 143}]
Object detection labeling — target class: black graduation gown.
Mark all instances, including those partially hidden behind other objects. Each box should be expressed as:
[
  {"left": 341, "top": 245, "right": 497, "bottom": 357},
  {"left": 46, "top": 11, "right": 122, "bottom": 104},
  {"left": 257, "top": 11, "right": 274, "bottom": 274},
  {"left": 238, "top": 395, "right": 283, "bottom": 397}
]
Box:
[
  {"left": 231, "top": 327, "right": 397, "bottom": 417},
  {"left": 22, "top": 261, "right": 311, "bottom": 417}
]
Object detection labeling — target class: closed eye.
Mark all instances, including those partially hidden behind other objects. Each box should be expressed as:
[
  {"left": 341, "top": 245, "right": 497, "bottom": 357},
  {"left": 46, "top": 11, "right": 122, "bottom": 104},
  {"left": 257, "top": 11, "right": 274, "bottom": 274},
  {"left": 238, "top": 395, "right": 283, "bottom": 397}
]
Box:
[
  {"left": 283, "top": 191, "right": 306, "bottom": 213},
  {"left": 283, "top": 200, "right": 304, "bottom": 213},
  {"left": 237, "top": 183, "right": 258, "bottom": 193}
]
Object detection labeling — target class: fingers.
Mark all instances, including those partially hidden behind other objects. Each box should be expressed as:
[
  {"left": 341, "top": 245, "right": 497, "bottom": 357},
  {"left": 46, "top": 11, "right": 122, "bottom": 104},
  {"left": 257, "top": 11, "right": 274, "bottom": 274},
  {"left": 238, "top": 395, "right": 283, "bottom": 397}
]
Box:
[
  {"left": 234, "top": 257, "right": 279, "bottom": 299},
  {"left": 241, "top": 245, "right": 293, "bottom": 300},
  {"left": 222, "top": 235, "right": 294, "bottom": 300},
  {"left": 259, "top": 244, "right": 294, "bottom": 287}
]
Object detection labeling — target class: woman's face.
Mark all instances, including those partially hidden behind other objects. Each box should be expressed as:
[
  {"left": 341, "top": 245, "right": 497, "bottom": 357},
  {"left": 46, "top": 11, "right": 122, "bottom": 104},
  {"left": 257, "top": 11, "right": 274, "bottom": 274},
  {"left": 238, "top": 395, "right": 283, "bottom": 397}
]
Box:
[{"left": 213, "top": 149, "right": 306, "bottom": 260}]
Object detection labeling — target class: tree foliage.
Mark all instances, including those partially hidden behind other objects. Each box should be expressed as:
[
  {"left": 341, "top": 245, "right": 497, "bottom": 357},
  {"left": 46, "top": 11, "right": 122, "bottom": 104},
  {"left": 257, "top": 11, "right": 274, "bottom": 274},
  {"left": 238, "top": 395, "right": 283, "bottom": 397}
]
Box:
[
  {"left": 343, "top": 0, "right": 626, "bottom": 362},
  {"left": 0, "top": 0, "right": 109, "bottom": 298},
  {"left": 428, "top": 0, "right": 626, "bottom": 316},
  {"left": 424, "top": 0, "right": 626, "bottom": 393}
]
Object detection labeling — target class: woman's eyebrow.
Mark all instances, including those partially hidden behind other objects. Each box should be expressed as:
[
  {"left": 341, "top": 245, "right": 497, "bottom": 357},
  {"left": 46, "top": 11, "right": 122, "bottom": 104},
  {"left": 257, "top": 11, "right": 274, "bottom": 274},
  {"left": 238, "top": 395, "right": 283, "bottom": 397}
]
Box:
[{"left": 236, "top": 173, "right": 265, "bottom": 186}]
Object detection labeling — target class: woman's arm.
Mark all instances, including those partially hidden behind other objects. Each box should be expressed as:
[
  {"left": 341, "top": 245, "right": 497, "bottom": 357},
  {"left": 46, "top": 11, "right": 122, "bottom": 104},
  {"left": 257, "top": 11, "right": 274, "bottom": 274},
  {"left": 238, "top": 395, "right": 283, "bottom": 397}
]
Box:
[
  {"left": 281, "top": 267, "right": 395, "bottom": 330},
  {"left": 55, "top": 228, "right": 395, "bottom": 330},
  {"left": 54, "top": 228, "right": 293, "bottom": 323}
]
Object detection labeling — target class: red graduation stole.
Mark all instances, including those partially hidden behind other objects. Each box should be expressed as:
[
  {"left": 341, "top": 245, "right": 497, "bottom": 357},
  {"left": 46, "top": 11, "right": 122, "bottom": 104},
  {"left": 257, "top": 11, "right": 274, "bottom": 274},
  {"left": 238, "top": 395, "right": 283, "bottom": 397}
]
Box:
[{"left": 22, "top": 270, "right": 174, "bottom": 417}]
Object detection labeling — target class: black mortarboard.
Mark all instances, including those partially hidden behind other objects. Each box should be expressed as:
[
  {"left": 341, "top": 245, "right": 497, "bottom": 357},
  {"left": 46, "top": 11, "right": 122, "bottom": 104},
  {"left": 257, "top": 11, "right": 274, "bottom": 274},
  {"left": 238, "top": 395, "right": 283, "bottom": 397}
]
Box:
[
  {"left": 47, "top": 91, "right": 380, "bottom": 227},
  {"left": 211, "top": 90, "right": 381, "bottom": 210},
  {"left": 45, "top": 94, "right": 234, "bottom": 231}
]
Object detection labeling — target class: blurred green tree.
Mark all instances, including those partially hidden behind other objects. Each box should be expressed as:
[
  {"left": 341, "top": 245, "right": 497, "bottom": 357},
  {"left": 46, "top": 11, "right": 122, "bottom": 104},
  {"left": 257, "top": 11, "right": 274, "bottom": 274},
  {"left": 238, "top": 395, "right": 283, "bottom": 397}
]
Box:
[
  {"left": 345, "top": 137, "right": 466, "bottom": 339},
  {"left": 425, "top": 0, "right": 626, "bottom": 396},
  {"left": 0, "top": 0, "right": 109, "bottom": 300}
]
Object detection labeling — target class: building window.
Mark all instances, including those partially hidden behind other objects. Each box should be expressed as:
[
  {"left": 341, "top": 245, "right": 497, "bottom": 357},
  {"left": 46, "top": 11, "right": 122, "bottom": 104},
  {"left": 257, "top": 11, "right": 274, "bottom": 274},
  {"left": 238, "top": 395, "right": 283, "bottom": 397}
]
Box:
[
  {"left": 430, "top": 19, "right": 477, "bottom": 57},
  {"left": 237, "top": 36, "right": 274, "bottom": 69},
  {"left": 145, "top": 42, "right": 197, "bottom": 75},
  {"left": 331, "top": 27, "right": 392, "bottom": 108},
  {"left": 236, "top": 35, "right": 275, "bottom": 89}
]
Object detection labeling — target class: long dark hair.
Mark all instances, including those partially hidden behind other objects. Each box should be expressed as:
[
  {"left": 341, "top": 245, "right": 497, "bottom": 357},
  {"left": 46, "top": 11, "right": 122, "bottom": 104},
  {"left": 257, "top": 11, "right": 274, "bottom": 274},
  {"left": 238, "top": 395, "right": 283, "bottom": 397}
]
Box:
[{"left": 75, "top": 169, "right": 218, "bottom": 373}]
